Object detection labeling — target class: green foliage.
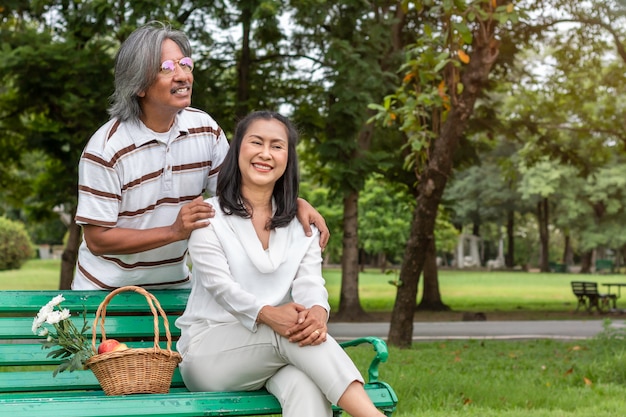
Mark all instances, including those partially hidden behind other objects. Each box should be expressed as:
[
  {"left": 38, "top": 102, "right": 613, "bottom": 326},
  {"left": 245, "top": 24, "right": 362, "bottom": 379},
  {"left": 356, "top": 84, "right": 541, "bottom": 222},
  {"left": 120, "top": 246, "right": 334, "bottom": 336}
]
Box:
[
  {"left": 298, "top": 179, "right": 344, "bottom": 263},
  {"left": 26, "top": 217, "right": 67, "bottom": 245},
  {"left": 511, "top": 212, "right": 547, "bottom": 267},
  {"left": 434, "top": 211, "right": 459, "bottom": 253},
  {"left": 0, "top": 9, "right": 115, "bottom": 228},
  {"left": 446, "top": 159, "right": 523, "bottom": 229},
  {"left": 292, "top": 0, "right": 404, "bottom": 195},
  {"left": 358, "top": 175, "right": 414, "bottom": 264},
  {"left": 0, "top": 217, "right": 35, "bottom": 270},
  {"left": 499, "top": 3, "right": 626, "bottom": 256},
  {"left": 300, "top": 173, "right": 457, "bottom": 266},
  {"left": 517, "top": 155, "right": 626, "bottom": 253},
  {"left": 371, "top": 0, "right": 521, "bottom": 174}
]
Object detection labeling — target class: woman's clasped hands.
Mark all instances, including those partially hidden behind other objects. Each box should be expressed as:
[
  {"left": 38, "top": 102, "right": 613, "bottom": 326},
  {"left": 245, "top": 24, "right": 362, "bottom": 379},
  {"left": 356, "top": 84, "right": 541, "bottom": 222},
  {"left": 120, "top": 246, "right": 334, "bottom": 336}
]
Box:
[{"left": 258, "top": 303, "right": 328, "bottom": 347}]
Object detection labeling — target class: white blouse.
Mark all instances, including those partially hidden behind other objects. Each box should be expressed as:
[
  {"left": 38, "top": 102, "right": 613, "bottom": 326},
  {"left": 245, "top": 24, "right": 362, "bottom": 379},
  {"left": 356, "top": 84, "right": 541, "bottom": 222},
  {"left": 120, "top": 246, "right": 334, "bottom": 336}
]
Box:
[{"left": 175, "top": 196, "right": 330, "bottom": 355}]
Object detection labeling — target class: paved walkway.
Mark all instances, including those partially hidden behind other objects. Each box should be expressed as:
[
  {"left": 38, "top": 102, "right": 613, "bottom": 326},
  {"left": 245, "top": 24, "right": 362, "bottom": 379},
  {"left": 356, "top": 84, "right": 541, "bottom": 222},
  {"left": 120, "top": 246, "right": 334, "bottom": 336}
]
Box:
[{"left": 328, "top": 320, "right": 626, "bottom": 342}]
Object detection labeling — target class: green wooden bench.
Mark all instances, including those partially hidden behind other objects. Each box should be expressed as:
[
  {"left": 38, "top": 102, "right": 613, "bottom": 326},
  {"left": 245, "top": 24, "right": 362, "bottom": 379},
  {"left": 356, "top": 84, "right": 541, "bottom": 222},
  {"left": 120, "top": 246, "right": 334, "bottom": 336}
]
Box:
[
  {"left": 0, "top": 290, "right": 398, "bottom": 416},
  {"left": 548, "top": 261, "right": 567, "bottom": 273},
  {"left": 595, "top": 259, "right": 615, "bottom": 274},
  {"left": 570, "top": 281, "right": 616, "bottom": 313}
]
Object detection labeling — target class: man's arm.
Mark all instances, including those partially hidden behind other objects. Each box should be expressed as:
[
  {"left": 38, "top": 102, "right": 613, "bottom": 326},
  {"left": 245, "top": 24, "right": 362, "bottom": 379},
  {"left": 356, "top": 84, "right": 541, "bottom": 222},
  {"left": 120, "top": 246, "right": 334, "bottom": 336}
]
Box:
[
  {"left": 83, "top": 196, "right": 214, "bottom": 255},
  {"left": 296, "top": 198, "right": 330, "bottom": 250}
]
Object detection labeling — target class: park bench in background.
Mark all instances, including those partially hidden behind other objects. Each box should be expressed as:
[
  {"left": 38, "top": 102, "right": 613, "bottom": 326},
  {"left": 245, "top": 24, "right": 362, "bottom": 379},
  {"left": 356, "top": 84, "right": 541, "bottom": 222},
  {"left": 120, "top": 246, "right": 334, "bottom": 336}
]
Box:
[
  {"left": 595, "top": 259, "right": 615, "bottom": 274},
  {"left": 549, "top": 261, "right": 567, "bottom": 273},
  {"left": 0, "top": 290, "right": 398, "bottom": 417},
  {"left": 571, "top": 281, "right": 616, "bottom": 313}
]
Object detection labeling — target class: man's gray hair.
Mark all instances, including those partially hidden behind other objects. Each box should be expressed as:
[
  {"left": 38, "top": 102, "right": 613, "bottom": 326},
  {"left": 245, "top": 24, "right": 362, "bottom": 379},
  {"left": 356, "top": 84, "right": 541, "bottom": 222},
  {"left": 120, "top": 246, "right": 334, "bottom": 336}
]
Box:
[{"left": 108, "top": 21, "right": 192, "bottom": 122}]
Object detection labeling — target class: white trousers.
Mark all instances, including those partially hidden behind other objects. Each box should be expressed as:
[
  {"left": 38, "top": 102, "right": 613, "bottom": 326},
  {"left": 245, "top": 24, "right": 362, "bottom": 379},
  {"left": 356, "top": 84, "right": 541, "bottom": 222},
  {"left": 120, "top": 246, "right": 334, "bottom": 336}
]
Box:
[{"left": 179, "top": 322, "right": 364, "bottom": 417}]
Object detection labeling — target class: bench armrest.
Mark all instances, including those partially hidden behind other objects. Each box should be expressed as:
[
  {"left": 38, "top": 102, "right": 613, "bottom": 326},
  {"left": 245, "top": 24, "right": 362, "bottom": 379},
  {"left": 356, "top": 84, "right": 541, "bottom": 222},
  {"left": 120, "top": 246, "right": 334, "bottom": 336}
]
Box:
[{"left": 339, "top": 336, "right": 388, "bottom": 383}]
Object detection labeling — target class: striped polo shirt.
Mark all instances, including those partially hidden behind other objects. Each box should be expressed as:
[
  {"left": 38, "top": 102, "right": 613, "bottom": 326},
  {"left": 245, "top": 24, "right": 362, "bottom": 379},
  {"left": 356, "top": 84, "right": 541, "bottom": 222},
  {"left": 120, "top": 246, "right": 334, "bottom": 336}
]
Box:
[{"left": 72, "top": 107, "right": 230, "bottom": 290}]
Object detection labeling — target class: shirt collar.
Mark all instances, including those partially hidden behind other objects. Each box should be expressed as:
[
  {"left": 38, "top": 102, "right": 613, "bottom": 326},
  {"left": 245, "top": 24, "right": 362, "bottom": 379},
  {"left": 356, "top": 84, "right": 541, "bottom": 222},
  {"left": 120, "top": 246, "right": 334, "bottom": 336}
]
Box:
[{"left": 133, "top": 114, "right": 189, "bottom": 146}]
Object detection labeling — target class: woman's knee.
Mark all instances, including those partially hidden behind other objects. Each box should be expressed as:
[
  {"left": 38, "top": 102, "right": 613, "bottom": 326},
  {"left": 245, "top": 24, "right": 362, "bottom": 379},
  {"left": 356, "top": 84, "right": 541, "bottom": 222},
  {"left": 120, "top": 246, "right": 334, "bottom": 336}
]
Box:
[{"left": 266, "top": 366, "right": 331, "bottom": 417}]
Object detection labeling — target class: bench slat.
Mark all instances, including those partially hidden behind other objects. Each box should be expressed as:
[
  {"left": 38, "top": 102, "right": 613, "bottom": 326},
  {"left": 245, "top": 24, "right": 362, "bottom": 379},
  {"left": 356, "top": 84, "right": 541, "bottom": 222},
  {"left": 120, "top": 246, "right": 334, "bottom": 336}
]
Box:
[
  {"left": 0, "top": 369, "right": 186, "bottom": 393},
  {"left": 0, "top": 290, "right": 190, "bottom": 313},
  {"left": 0, "top": 390, "right": 283, "bottom": 416},
  {"left": 0, "top": 342, "right": 173, "bottom": 366},
  {"left": 0, "top": 384, "right": 397, "bottom": 417},
  {"left": 0, "top": 316, "right": 182, "bottom": 340},
  {"left": 1, "top": 369, "right": 112, "bottom": 392}
]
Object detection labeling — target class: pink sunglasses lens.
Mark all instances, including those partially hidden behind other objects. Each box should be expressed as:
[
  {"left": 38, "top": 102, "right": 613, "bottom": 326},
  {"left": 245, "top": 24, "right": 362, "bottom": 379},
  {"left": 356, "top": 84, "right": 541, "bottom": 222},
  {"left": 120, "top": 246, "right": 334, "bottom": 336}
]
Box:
[{"left": 161, "top": 60, "right": 176, "bottom": 72}]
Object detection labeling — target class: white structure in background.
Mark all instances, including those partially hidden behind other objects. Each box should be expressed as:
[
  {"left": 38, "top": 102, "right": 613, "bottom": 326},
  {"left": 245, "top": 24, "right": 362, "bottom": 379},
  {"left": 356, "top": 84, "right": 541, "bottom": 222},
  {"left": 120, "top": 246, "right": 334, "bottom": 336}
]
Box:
[
  {"left": 53, "top": 204, "right": 72, "bottom": 226},
  {"left": 455, "top": 234, "right": 482, "bottom": 268},
  {"left": 486, "top": 238, "right": 505, "bottom": 270}
]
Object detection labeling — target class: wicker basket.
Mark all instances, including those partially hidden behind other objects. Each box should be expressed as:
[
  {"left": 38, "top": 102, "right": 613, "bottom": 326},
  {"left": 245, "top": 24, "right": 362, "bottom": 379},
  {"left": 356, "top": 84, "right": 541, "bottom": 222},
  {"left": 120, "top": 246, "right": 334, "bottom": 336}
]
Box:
[{"left": 85, "top": 286, "right": 182, "bottom": 396}]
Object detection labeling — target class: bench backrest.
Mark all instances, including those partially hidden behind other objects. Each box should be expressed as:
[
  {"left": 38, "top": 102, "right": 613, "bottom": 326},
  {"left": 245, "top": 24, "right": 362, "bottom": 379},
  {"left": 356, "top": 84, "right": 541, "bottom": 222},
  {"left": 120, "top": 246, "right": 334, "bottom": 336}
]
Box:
[{"left": 571, "top": 281, "right": 599, "bottom": 296}]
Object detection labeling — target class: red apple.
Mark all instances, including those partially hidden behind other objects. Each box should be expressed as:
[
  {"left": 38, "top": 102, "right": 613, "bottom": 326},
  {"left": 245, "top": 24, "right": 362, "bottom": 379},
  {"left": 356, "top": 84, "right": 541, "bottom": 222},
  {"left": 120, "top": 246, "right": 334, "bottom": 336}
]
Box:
[
  {"left": 98, "top": 339, "right": 120, "bottom": 354},
  {"left": 111, "top": 343, "right": 128, "bottom": 352}
]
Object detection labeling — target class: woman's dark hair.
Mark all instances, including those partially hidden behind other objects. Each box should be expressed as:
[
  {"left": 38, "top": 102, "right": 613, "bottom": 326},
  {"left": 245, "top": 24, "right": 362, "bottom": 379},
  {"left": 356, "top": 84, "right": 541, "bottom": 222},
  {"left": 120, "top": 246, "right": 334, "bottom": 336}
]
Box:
[{"left": 216, "top": 111, "right": 299, "bottom": 230}]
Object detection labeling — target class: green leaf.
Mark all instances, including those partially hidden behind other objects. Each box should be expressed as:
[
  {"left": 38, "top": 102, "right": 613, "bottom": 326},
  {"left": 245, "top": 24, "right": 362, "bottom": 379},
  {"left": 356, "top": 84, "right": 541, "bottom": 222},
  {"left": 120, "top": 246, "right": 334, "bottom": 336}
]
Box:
[{"left": 453, "top": 21, "right": 473, "bottom": 45}]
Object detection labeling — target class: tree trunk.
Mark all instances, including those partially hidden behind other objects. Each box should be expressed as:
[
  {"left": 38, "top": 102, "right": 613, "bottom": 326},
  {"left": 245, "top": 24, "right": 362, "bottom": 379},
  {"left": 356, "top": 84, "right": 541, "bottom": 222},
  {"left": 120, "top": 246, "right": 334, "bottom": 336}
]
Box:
[
  {"left": 563, "top": 234, "right": 574, "bottom": 267},
  {"left": 537, "top": 198, "right": 550, "bottom": 272},
  {"left": 505, "top": 209, "right": 515, "bottom": 268},
  {"left": 59, "top": 215, "right": 81, "bottom": 290},
  {"left": 378, "top": 252, "right": 387, "bottom": 272},
  {"left": 580, "top": 250, "right": 592, "bottom": 273},
  {"left": 334, "top": 105, "right": 376, "bottom": 320},
  {"left": 334, "top": 190, "right": 367, "bottom": 320},
  {"left": 388, "top": 13, "right": 501, "bottom": 348},
  {"left": 388, "top": 201, "right": 424, "bottom": 347},
  {"left": 236, "top": 3, "right": 253, "bottom": 118},
  {"left": 418, "top": 237, "right": 450, "bottom": 311}
]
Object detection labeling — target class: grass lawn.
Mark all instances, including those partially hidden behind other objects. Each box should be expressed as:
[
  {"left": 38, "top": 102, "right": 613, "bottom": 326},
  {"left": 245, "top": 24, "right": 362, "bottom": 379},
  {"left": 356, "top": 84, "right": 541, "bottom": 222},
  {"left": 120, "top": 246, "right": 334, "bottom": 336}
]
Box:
[
  {"left": 0, "top": 258, "right": 62, "bottom": 289},
  {"left": 351, "top": 332, "right": 626, "bottom": 417},
  {"left": 4, "top": 259, "right": 626, "bottom": 416},
  {"left": 4, "top": 259, "right": 626, "bottom": 320},
  {"left": 324, "top": 267, "right": 626, "bottom": 321}
]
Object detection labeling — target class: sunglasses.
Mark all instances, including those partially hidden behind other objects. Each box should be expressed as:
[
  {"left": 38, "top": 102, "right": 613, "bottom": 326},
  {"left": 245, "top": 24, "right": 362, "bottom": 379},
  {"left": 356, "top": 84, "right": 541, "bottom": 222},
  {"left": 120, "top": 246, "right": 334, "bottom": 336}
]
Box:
[{"left": 160, "top": 57, "right": 194, "bottom": 75}]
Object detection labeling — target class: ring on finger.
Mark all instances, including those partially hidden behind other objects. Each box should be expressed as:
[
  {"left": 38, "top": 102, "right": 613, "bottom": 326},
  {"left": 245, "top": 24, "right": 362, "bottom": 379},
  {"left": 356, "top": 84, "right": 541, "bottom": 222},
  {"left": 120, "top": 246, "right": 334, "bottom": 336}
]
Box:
[{"left": 313, "top": 329, "right": 321, "bottom": 337}]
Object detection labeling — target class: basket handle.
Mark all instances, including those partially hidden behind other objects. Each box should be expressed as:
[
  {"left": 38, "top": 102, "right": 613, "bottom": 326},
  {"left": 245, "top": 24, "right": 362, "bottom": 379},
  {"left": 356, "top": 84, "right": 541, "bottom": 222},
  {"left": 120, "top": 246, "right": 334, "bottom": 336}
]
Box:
[{"left": 91, "top": 286, "right": 175, "bottom": 355}]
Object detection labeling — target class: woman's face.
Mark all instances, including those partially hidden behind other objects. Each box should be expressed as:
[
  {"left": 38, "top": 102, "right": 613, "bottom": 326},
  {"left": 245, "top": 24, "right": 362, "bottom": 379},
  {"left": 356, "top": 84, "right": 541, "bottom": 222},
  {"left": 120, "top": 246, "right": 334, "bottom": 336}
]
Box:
[{"left": 238, "top": 118, "right": 289, "bottom": 191}]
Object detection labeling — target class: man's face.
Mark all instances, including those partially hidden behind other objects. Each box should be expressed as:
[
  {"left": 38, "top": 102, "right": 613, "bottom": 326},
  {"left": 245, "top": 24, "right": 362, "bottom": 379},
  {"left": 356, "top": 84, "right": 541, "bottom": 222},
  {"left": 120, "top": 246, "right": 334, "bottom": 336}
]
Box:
[{"left": 138, "top": 38, "right": 193, "bottom": 130}]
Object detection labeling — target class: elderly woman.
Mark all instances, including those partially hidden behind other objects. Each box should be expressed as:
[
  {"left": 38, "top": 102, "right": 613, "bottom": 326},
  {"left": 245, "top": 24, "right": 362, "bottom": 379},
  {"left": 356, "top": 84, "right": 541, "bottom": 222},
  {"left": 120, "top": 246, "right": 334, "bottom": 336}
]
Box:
[{"left": 175, "top": 111, "right": 386, "bottom": 417}]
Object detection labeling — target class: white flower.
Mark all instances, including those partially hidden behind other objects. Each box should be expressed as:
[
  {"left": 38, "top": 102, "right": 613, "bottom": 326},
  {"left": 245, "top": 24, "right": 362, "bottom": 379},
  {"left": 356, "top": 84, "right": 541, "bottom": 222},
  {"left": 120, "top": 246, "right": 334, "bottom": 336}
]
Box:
[
  {"left": 31, "top": 294, "right": 93, "bottom": 375},
  {"left": 33, "top": 295, "right": 68, "bottom": 331},
  {"left": 32, "top": 316, "right": 42, "bottom": 334},
  {"left": 44, "top": 308, "right": 71, "bottom": 325},
  {"left": 60, "top": 308, "right": 71, "bottom": 320},
  {"left": 38, "top": 303, "right": 53, "bottom": 318},
  {"left": 48, "top": 294, "right": 65, "bottom": 308},
  {"left": 32, "top": 305, "right": 52, "bottom": 334},
  {"left": 37, "top": 303, "right": 53, "bottom": 319},
  {"left": 46, "top": 310, "right": 65, "bottom": 325}
]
